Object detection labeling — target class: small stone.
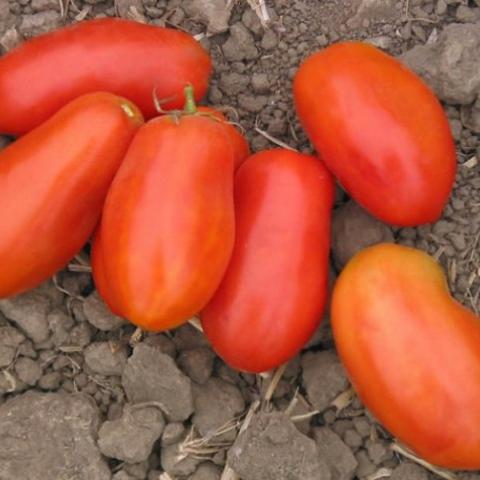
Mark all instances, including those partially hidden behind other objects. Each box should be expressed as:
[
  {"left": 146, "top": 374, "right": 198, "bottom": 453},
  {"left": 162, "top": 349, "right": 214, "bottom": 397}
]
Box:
[
  {"left": 114, "top": 0, "right": 145, "bottom": 19},
  {"left": 436, "top": 0, "right": 447, "bottom": 15},
  {"left": 390, "top": 462, "right": 429, "bottom": 480},
  {"left": 14, "top": 357, "right": 42, "bottom": 386},
  {"left": 0, "top": 290, "right": 51, "bottom": 343},
  {"left": 143, "top": 333, "right": 177, "bottom": 358},
  {"left": 162, "top": 422, "right": 186, "bottom": 446},
  {"left": 122, "top": 460, "right": 149, "bottom": 479},
  {"left": 162, "top": 441, "right": 202, "bottom": 477},
  {"left": 192, "top": 378, "right": 245, "bottom": 441},
  {"left": 38, "top": 371, "right": 62, "bottom": 390},
  {"left": 449, "top": 118, "right": 463, "bottom": 140},
  {"left": 68, "top": 322, "right": 93, "bottom": 348},
  {"left": 353, "top": 417, "right": 371, "bottom": 438},
  {"left": 122, "top": 344, "right": 193, "bottom": 421},
  {"left": 219, "top": 72, "right": 250, "bottom": 95},
  {"left": 432, "top": 219, "right": 456, "bottom": 236},
  {"left": 448, "top": 232, "right": 467, "bottom": 251},
  {"left": 31, "top": 0, "right": 59, "bottom": 12},
  {"left": 98, "top": 404, "right": 165, "bottom": 463},
  {"left": 402, "top": 22, "right": 480, "bottom": 105},
  {"left": 366, "top": 440, "right": 391, "bottom": 465},
  {"left": 173, "top": 324, "right": 209, "bottom": 351},
  {"left": 355, "top": 450, "right": 376, "bottom": 477},
  {"left": 332, "top": 201, "right": 394, "bottom": 270},
  {"left": 19, "top": 11, "right": 61, "bottom": 37},
  {"left": 313, "top": 427, "right": 358, "bottom": 480},
  {"left": 222, "top": 22, "right": 259, "bottom": 62},
  {"left": 83, "top": 291, "right": 126, "bottom": 331},
  {"left": 189, "top": 462, "right": 222, "bottom": 480},
  {"left": 113, "top": 472, "right": 135, "bottom": 480},
  {"left": 177, "top": 347, "right": 215, "bottom": 384},
  {"left": 84, "top": 342, "right": 128, "bottom": 376},
  {"left": 251, "top": 73, "right": 271, "bottom": 93},
  {"left": 238, "top": 94, "right": 268, "bottom": 113},
  {"left": 261, "top": 29, "right": 278, "bottom": 50},
  {"left": 344, "top": 429, "right": 363, "bottom": 449},
  {"left": 184, "top": 0, "right": 233, "bottom": 34},
  {"left": 456, "top": 6, "right": 480, "bottom": 22},
  {"left": 48, "top": 309, "right": 74, "bottom": 348},
  {"left": 0, "top": 326, "right": 25, "bottom": 367},
  {"left": 242, "top": 8, "right": 263, "bottom": 36},
  {"left": 228, "top": 412, "right": 331, "bottom": 480},
  {"left": 301, "top": 350, "right": 349, "bottom": 412},
  {"left": 0, "top": 392, "right": 110, "bottom": 479}
]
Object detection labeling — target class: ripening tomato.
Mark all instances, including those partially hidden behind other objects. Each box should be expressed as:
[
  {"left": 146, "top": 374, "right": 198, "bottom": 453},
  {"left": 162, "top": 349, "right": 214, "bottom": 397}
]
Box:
[
  {"left": 0, "top": 93, "right": 143, "bottom": 298},
  {"left": 201, "top": 149, "right": 334, "bottom": 373},
  {"left": 0, "top": 18, "right": 211, "bottom": 136},
  {"left": 332, "top": 243, "right": 480, "bottom": 469},
  {"left": 294, "top": 42, "right": 456, "bottom": 226},
  {"left": 92, "top": 87, "right": 236, "bottom": 331}
]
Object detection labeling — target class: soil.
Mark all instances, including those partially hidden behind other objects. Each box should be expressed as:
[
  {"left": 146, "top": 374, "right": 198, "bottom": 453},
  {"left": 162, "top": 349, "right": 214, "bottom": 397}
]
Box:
[{"left": 0, "top": 0, "right": 480, "bottom": 479}]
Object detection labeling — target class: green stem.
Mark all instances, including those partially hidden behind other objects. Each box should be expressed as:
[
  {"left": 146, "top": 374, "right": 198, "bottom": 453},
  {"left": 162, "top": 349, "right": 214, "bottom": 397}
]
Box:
[{"left": 183, "top": 84, "right": 197, "bottom": 114}]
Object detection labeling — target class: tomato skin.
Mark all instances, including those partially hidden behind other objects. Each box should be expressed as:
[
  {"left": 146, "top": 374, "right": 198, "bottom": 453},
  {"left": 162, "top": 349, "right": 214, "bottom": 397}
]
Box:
[
  {"left": 293, "top": 42, "right": 456, "bottom": 226},
  {"left": 201, "top": 149, "right": 334, "bottom": 373},
  {"left": 332, "top": 243, "right": 480, "bottom": 469},
  {"left": 0, "top": 18, "right": 211, "bottom": 135},
  {"left": 0, "top": 92, "right": 143, "bottom": 298},
  {"left": 92, "top": 114, "right": 235, "bottom": 331},
  {"left": 197, "top": 107, "right": 250, "bottom": 169}
]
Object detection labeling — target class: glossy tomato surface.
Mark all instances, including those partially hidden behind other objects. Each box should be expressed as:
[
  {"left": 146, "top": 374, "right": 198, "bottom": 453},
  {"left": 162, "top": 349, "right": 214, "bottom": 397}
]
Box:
[
  {"left": 197, "top": 106, "right": 250, "bottom": 169},
  {"left": 294, "top": 42, "right": 456, "bottom": 226},
  {"left": 0, "top": 93, "right": 143, "bottom": 298},
  {"left": 0, "top": 18, "right": 211, "bottom": 135},
  {"left": 92, "top": 111, "right": 235, "bottom": 331},
  {"left": 201, "top": 149, "right": 334, "bottom": 373},
  {"left": 332, "top": 243, "right": 480, "bottom": 469}
]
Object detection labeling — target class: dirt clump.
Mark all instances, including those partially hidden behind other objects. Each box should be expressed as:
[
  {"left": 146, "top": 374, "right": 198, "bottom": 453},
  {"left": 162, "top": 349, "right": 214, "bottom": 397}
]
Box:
[
  {"left": 301, "top": 350, "right": 349, "bottom": 411},
  {"left": 402, "top": 21, "right": 480, "bottom": 105},
  {"left": 122, "top": 343, "right": 194, "bottom": 421},
  {"left": 98, "top": 403, "right": 165, "bottom": 463},
  {"left": 332, "top": 200, "right": 394, "bottom": 269},
  {"left": 228, "top": 411, "right": 332, "bottom": 480},
  {"left": 0, "top": 391, "right": 110, "bottom": 479}
]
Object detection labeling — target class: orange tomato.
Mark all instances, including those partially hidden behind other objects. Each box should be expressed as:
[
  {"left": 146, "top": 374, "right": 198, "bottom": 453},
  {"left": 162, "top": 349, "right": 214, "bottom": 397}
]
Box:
[
  {"left": 294, "top": 42, "right": 456, "bottom": 226},
  {"left": 332, "top": 243, "right": 480, "bottom": 469},
  {"left": 0, "top": 93, "right": 143, "bottom": 298}
]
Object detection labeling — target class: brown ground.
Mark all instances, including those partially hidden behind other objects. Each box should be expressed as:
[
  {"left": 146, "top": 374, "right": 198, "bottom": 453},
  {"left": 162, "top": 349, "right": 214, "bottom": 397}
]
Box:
[{"left": 1, "top": 0, "right": 480, "bottom": 479}]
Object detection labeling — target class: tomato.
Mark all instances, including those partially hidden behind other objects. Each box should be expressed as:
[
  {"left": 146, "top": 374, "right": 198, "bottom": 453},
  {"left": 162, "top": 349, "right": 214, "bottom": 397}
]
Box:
[
  {"left": 197, "top": 107, "right": 250, "bottom": 169},
  {"left": 332, "top": 243, "right": 480, "bottom": 469},
  {"left": 201, "top": 149, "right": 334, "bottom": 373},
  {"left": 0, "top": 93, "right": 143, "bottom": 298},
  {"left": 294, "top": 42, "right": 456, "bottom": 227},
  {"left": 0, "top": 18, "right": 211, "bottom": 136},
  {"left": 92, "top": 87, "right": 235, "bottom": 331}
]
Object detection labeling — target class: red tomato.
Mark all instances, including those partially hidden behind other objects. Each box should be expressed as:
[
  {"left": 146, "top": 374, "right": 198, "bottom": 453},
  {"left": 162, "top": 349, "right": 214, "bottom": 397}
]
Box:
[
  {"left": 201, "top": 149, "right": 334, "bottom": 373},
  {"left": 0, "top": 18, "right": 211, "bottom": 136},
  {"left": 92, "top": 90, "right": 235, "bottom": 331},
  {"left": 0, "top": 93, "right": 143, "bottom": 298},
  {"left": 332, "top": 243, "right": 480, "bottom": 469},
  {"left": 294, "top": 42, "right": 456, "bottom": 226},
  {"left": 197, "top": 106, "right": 250, "bottom": 169}
]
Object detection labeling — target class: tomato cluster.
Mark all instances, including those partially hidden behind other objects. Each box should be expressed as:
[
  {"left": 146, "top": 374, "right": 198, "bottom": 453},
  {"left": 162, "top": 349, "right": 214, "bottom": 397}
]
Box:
[{"left": 0, "top": 18, "right": 475, "bottom": 471}]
